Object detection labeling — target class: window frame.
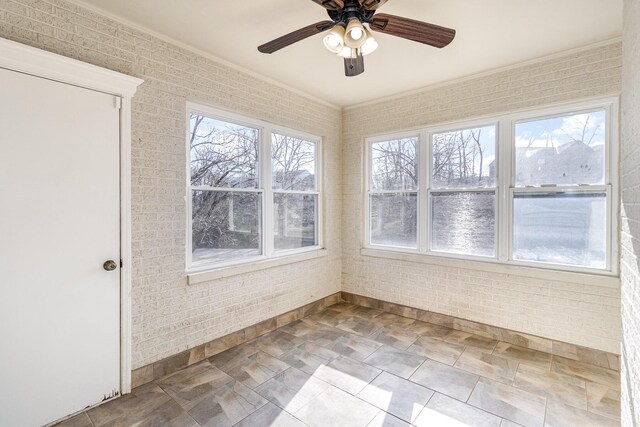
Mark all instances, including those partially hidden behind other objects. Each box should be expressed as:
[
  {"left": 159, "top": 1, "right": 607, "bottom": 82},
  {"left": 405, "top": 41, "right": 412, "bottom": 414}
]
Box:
[
  {"left": 186, "top": 102, "right": 323, "bottom": 273},
  {"left": 363, "top": 97, "right": 619, "bottom": 276},
  {"left": 365, "top": 131, "right": 422, "bottom": 250}
]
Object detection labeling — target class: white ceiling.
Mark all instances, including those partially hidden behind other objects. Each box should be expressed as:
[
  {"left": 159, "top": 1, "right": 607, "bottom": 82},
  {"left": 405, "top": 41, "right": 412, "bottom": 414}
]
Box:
[{"left": 75, "top": 0, "right": 622, "bottom": 107}]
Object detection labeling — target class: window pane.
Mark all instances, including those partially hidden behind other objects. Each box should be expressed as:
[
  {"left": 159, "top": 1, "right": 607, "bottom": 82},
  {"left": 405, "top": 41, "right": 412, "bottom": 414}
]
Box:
[
  {"left": 273, "top": 194, "right": 317, "bottom": 251},
  {"left": 515, "top": 110, "right": 606, "bottom": 187},
  {"left": 370, "top": 193, "right": 417, "bottom": 248},
  {"left": 272, "top": 133, "right": 316, "bottom": 191},
  {"left": 513, "top": 193, "right": 606, "bottom": 268},
  {"left": 192, "top": 190, "right": 262, "bottom": 263},
  {"left": 371, "top": 137, "right": 418, "bottom": 191},
  {"left": 189, "top": 114, "right": 259, "bottom": 188},
  {"left": 431, "top": 192, "right": 495, "bottom": 257},
  {"left": 432, "top": 125, "right": 496, "bottom": 188}
]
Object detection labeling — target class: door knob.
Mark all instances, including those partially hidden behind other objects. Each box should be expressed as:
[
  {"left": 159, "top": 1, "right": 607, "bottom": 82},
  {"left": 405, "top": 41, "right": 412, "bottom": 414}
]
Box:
[{"left": 103, "top": 260, "right": 118, "bottom": 271}]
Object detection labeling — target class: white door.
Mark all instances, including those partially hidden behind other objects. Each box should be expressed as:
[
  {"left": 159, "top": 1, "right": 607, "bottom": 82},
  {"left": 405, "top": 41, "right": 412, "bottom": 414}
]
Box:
[{"left": 0, "top": 67, "right": 121, "bottom": 427}]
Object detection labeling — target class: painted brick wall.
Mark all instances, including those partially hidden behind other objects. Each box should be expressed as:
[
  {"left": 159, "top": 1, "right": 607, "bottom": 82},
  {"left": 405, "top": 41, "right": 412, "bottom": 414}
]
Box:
[
  {"left": 342, "top": 42, "right": 623, "bottom": 354},
  {"left": 0, "top": 0, "right": 626, "bottom": 369},
  {"left": 621, "top": 0, "right": 640, "bottom": 424},
  {"left": 0, "top": 0, "right": 342, "bottom": 368}
]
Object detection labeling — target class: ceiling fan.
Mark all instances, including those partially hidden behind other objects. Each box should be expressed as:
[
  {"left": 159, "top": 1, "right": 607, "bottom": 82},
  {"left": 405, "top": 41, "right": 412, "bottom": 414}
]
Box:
[{"left": 258, "top": 0, "right": 456, "bottom": 77}]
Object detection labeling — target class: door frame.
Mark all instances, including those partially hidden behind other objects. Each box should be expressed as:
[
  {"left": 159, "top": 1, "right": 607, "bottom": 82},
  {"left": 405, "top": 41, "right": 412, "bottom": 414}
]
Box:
[{"left": 0, "top": 37, "right": 143, "bottom": 394}]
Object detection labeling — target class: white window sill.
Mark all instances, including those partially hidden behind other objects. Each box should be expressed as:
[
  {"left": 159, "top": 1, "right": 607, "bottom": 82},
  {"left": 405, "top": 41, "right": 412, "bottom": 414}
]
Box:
[
  {"left": 188, "top": 249, "right": 327, "bottom": 285},
  {"left": 360, "top": 248, "right": 620, "bottom": 288}
]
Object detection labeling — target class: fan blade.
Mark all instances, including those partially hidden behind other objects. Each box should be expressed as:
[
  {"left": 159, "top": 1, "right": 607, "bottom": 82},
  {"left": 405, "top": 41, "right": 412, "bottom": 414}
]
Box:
[
  {"left": 361, "top": 0, "right": 388, "bottom": 10},
  {"left": 344, "top": 55, "right": 364, "bottom": 77},
  {"left": 311, "top": 0, "right": 344, "bottom": 10},
  {"left": 369, "top": 13, "right": 455, "bottom": 48},
  {"left": 258, "top": 21, "right": 335, "bottom": 54}
]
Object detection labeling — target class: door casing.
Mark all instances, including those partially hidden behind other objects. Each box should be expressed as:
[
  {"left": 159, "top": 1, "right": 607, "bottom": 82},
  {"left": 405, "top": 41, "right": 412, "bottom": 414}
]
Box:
[{"left": 0, "top": 37, "right": 143, "bottom": 395}]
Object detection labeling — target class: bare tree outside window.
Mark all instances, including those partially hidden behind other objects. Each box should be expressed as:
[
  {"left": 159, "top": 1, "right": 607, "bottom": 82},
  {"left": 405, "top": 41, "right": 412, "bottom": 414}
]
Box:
[
  {"left": 432, "top": 125, "right": 495, "bottom": 189},
  {"left": 430, "top": 125, "right": 496, "bottom": 257},
  {"left": 371, "top": 138, "right": 418, "bottom": 191},
  {"left": 369, "top": 137, "right": 418, "bottom": 248},
  {"left": 189, "top": 114, "right": 261, "bottom": 263}
]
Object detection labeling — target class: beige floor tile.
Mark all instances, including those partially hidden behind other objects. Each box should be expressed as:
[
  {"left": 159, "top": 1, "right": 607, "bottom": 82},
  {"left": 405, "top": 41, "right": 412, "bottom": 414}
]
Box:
[
  {"left": 513, "top": 364, "right": 587, "bottom": 409},
  {"left": 501, "top": 419, "right": 525, "bottom": 426},
  {"left": 251, "top": 330, "right": 305, "bottom": 358},
  {"left": 586, "top": 381, "right": 621, "bottom": 421},
  {"left": 407, "top": 335, "right": 466, "bottom": 365},
  {"left": 307, "top": 308, "right": 352, "bottom": 327},
  {"left": 234, "top": 402, "right": 307, "bottom": 427},
  {"left": 255, "top": 367, "right": 330, "bottom": 414},
  {"left": 88, "top": 382, "right": 198, "bottom": 427},
  {"left": 326, "top": 332, "right": 383, "bottom": 361},
  {"left": 279, "top": 318, "right": 325, "bottom": 338},
  {"left": 407, "top": 321, "right": 455, "bottom": 338},
  {"left": 367, "top": 411, "right": 411, "bottom": 427},
  {"left": 68, "top": 302, "right": 619, "bottom": 427},
  {"left": 294, "top": 385, "right": 380, "bottom": 427},
  {"left": 545, "top": 400, "right": 620, "bottom": 427},
  {"left": 551, "top": 356, "right": 620, "bottom": 391},
  {"left": 444, "top": 330, "right": 499, "bottom": 351},
  {"left": 368, "top": 324, "right": 420, "bottom": 350},
  {"left": 336, "top": 316, "right": 385, "bottom": 336},
  {"left": 363, "top": 345, "right": 426, "bottom": 378},
  {"left": 409, "top": 359, "right": 479, "bottom": 401},
  {"left": 156, "top": 362, "right": 267, "bottom": 427},
  {"left": 467, "top": 377, "right": 546, "bottom": 427},
  {"left": 53, "top": 413, "right": 94, "bottom": 427},
  {"left": 278, "top": 342, "right": 339, "bottom": 375},
  {"left": 220, "top": 350, "right": 290, "bottom": 389},
  {"left": 414, "top": 393, "right": 502, "bottom": 427},
  {"left": 493, "top": 342, "right": 552, "bottom": 370},
  {"left": 357, "top": 371, "right": 434, "bottom": 423},
  {"left": 454, "top": 348, "right": 519, "bottom": 384},
  {"left": 312, "top": 355, "right": 382, "bottom": 394},
  {"left": 374, "top": 312, "right": 417, "bottom": 327}
]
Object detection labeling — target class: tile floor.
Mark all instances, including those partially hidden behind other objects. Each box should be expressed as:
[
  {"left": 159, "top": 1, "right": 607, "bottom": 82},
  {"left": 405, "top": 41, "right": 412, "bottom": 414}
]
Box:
[{"left": 56, "top": 303, "right": 621, "bottom": 427}]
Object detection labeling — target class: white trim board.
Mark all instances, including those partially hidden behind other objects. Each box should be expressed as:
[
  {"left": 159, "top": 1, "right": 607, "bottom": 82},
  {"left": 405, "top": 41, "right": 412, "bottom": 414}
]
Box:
[{"left": 0, "top": 36, "right": 143, "bottom": 395}]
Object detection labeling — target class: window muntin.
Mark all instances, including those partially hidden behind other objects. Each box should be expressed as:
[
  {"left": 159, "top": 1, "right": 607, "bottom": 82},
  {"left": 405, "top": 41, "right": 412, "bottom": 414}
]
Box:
[
  {"left": 272, "top": 133, "right": 318, "bottom": 252},
  {"left": 368, "top": 137, "right": 419, "bottom": 249},
  {"left": 187, "top": 106, "right": 322, "bottom": 270},
  {"left": 364, "top": 100, "right": 616, "bottom": 274}
]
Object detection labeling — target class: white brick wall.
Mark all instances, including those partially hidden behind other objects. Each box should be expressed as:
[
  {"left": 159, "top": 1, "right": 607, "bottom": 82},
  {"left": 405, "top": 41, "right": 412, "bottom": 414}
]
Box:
[
  {"left": 0, "top": 0, "right": 342, "bottom": 368},
  {"left": 621, "top": 1, "right": 640, "bottom": 424},
  {"left": 342, "top": 42, "right": 623, "bottom": 354},
  {"left": 0, "top": 0, "right": 627, "bottom": 370}
]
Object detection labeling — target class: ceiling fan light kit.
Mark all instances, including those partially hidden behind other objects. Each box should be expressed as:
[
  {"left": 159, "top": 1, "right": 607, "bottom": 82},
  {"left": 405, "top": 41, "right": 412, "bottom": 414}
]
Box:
[{"left": 258, "top": 0, "right": 456, "bottom": 77}]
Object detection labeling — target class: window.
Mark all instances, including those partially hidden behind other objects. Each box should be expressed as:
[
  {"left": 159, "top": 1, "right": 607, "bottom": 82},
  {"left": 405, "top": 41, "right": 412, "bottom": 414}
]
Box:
[
  {"left": 512, "top": 109, "right": 608, "bottom": 269},
  {"left": 364, "top": 99, "right": 617, "bottom": 274},
  {"left": 368, "top": 136, "right": 418, "bottom": 248},
  {"left": 431, "top": 125, "right": 497, "bottom": 257},
  {"left": 187, "top": 104, "right": 321, "bottom": 270},
  {"left": 272, "top": 133, "right": 318, "bottom": 251}
]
